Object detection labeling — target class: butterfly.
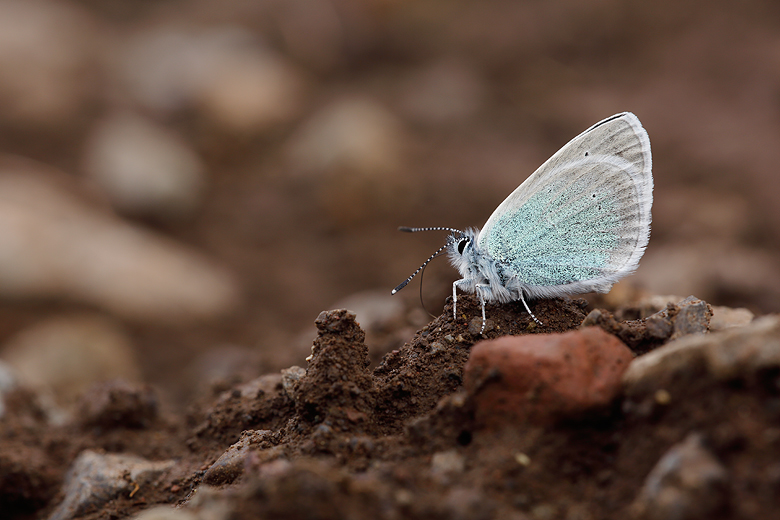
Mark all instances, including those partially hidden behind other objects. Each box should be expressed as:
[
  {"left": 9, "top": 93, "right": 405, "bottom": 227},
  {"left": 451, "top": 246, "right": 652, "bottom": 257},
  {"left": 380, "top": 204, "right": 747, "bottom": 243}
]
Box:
[{"left": 392, "top": 112, "right": 653, "bottom": 334}]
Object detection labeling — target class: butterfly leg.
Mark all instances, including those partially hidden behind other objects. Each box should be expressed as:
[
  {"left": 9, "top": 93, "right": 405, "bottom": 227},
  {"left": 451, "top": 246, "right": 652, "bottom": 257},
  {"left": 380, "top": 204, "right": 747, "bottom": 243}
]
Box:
[
  {"left": 475, "top": 283, "right": 490, "bottom": 335},
  {"left": 519, "top": 292, "right": 543, "bottom": 326},
  {"left": 452, "top": 279, "right": 469, "bottom": 321}
]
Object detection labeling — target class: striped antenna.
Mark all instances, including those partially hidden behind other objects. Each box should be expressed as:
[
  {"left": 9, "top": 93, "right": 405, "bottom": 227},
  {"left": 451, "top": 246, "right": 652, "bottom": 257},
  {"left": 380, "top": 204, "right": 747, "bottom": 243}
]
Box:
[
  {"left": 398, "top": 226, "right": 464, "bottom": 234},
  {"left": 391, "top": 226, "right": 464, "bottom": 294}
]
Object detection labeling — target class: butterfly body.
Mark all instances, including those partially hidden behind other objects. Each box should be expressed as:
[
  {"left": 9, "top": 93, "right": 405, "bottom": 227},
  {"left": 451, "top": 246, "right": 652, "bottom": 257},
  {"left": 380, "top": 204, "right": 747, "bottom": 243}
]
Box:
[{"left": 394, "top": 112, "right": 653, "bottom": 334}]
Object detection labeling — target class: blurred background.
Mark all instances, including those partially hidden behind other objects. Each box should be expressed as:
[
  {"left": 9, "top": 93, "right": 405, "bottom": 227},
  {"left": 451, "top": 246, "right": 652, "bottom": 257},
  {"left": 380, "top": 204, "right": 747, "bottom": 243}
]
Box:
[{"left": 0, "top": 0, "right": 778, "bottom": 408}]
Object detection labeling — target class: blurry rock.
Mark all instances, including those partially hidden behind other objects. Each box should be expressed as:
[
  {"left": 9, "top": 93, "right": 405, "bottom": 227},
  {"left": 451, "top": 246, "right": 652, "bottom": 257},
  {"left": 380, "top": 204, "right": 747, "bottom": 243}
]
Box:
[
  {"left": 0, "top": 315, "right": 141, "bottom": 411},
  {"left": 0, "top": 0, "right": 98, "bottom": 125},
  {"left": 464, "top": 328, "right": 633, "bottom": 427},
  {"left": 131, "top": 506, "right": 197, "bottom": 520},
  {"left": 120, "top": 26, "right": 306, "bottom": 132},
  {"left": 0, "top": 158, "right": 239, "bottom": 323},
  {"left": 82, "top": 111, "right": 206, "bottom": 220},
  {"left": 632, "top": 433, "right": 728, "bottom": 520},
  {"left": 332, "top": 289, "right": 406, "bottom": 358},
  {"left": 0, "top": 359, "right": 16, "bottom": 418},
  {"left": 203, "top": 429, "right": 281, "bottom": 485},
  {"left": 623, "top": 315, "right": 780, "bottom": 398},
  {"left": 48, "top": 450, "right": 175, "bottom": 520},
  {"left": 635, "top": 241, "right": 780, "bottom": 313},
  {"left": 76, "top": 379, "right": 158, "bottom": 430},
  {"left": 431, "top": 449, "right": 465, "bottom": 477},
  {"left": 188, "top": 344, "right": 263, "bottom": 395},
  {"left": 398, "top": 58, "right": 485, "bottom": 125},
  {"left": 286, "top": 97, "right": 404, "bottom": 176},
  {"left": 285, "top": 96, "right": 407, "bottom": 223},
  {"left": 281, "top": 366, "right": 306, "bottom": 399},
  {"left": 333, "top": 290, "right": 405, "bottom": 336},
  {"left": 710, "top": 305, "right": 754, "bottom": 332}
]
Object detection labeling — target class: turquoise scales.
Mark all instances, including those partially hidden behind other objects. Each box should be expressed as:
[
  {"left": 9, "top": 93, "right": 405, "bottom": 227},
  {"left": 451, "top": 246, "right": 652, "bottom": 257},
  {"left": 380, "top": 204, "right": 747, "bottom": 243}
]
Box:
[{"left": 393, "top": 112, "right": 653, "bottom": 334}]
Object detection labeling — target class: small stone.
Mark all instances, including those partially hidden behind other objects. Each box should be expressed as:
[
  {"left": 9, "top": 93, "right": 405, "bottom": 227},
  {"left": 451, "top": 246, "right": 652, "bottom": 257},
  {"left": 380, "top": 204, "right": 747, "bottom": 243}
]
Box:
[
  {"left": 203, "top": 430, "right": 279, "bottom": 485},
  {"left": 632, "top": 433, "right": 728, "bottom": 520},
  {"left": 82, "top": 111, "right": 206, "bottom": 220},
  {"left": 668, "top": 296, "right": 713, "bottom": 340},
  {"left": 464, "top": 327, "right": 633, "bottom": 427},
  {"left": 468, "top": 317, "right": 494, "bottom": 336},
  {"left": 281, "top": 366, "right": 306, "bottom": 399},
  {"left": 514, "top": 452, "right": 531, "bottom": 466},
  {"left": 654, "top": 389, "right": 671, "bottom": 405},
  {"left": 120, "top": 26, "right": 305, "bottom": 132},
  {"left": 0, "top": 359, "right": 17, "bottom": 418},
  {"left": 48, "top": 450, "right": 175, "bottom": 520},
  {"left": 431, "top": 450, "right": 465, "bottom": 476}
]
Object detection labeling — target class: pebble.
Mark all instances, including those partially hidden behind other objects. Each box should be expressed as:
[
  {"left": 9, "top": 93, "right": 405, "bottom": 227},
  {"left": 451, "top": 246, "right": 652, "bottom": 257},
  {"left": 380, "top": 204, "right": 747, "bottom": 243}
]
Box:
[
  {"left": 464, "top": 327, "right": 633, "bottom": 427},
  {"left": 623, "top": 315, "right": 780, "bottom": 397},
  {"left": 285, "top": 96, "right": 404, "bottom": 177},
  {"left": 82, "top": 111, "right": 206, "bottom": 220},
  {"left": 0, "top": 359, "right": 17, "bottom": 418},
  {"left": 0, "top": 160, "right": 239, "bottom": 323},
  {"left": 331, "top": 289, "right": 405, "bottom": 339},
  {"left": 120, "top": 26, "right": 305, "bottom": 132},
  {"left": 1, "top": 314, "right": 141, "bottom": 410},
  {"left": 431, "top": 449, "right": 466, "bottom": 476},
  {"left": 203, "top": 430, "right": 280, "bottom": 485},
  {"left": 632, "top": 433, "right": 728, "bottom": 520},
  {"left": 48, "top": 450, "right": 175, "bottom": 520}
]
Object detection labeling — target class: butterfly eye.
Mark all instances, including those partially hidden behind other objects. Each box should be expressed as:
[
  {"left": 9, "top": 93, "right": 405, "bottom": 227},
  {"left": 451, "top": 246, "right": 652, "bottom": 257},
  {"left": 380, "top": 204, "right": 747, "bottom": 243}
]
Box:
[{"left": 457, "top": 238, "right": 470, "bottom": 255}]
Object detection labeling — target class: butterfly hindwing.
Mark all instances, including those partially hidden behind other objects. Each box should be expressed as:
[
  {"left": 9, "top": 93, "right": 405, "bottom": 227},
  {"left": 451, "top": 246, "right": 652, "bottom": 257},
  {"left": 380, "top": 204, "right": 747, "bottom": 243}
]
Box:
[{"left": 477, "top": 112, "right": 652, "bottom": 297}]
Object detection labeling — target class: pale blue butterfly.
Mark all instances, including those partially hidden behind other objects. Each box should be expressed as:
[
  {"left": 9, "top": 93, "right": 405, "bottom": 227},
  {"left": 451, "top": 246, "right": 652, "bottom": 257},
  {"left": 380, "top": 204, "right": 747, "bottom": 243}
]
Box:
[{"left": 392, "top": 112, "right": 653, "bottom": 334}]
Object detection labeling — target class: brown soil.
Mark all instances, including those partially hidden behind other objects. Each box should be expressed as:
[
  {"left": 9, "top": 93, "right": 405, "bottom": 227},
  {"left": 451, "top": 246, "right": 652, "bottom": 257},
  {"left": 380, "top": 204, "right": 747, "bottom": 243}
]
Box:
[{"left": 2, "top": 297, "right": 778, "bottom": 520}]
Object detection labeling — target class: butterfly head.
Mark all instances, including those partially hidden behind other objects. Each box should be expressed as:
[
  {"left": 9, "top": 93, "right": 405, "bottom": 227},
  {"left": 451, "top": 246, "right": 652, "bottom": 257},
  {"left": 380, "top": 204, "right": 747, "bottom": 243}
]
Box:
[{"left": 446, "top": 228, "right": 480, "bottom": 277}]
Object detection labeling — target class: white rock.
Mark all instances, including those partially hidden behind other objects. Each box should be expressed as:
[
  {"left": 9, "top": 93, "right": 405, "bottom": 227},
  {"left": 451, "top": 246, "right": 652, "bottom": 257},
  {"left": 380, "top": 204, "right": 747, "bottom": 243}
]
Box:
[
  {"left": 0, "top": 359, "right": 17, "bottom": 418},
  {"left": 131, "top": 506, "right": 197, "bottom": 520},
  {"left": 0, "top": 158, "right": 239, "bottom": 323},
  {"left": 285, "top": 97, "right": 405, "bottom": 177},
  {"left": 48, "top": 450, "right": 175, "bottom": 520},
  {"left": 83, "top": 111, "right": 206, "bottom": 220},
  {"left": 333, "top": 290, "right": 405, "bottom": 335},
  {"left": 0, "top": 0, "right": 98, "bottom": 125},
  {"left": 0, "top": 314, "right": 141, "bottom": 409},
  {"left": 119, "top": 26, "right": 305, "bottom": 132}
]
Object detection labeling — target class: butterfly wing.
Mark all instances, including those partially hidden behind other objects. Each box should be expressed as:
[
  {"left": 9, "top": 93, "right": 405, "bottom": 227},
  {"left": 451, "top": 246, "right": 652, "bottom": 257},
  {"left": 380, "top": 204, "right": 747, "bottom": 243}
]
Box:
[{"left": 477, "top": 112, "right": 653, "bottom": 298}]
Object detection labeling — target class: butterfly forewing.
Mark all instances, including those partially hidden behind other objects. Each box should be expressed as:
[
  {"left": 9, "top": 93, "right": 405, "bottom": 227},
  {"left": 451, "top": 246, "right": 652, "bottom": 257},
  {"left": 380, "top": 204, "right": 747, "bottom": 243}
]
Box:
[{"left": 477, "top": 112, "right": 652, "bottom": 295}]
